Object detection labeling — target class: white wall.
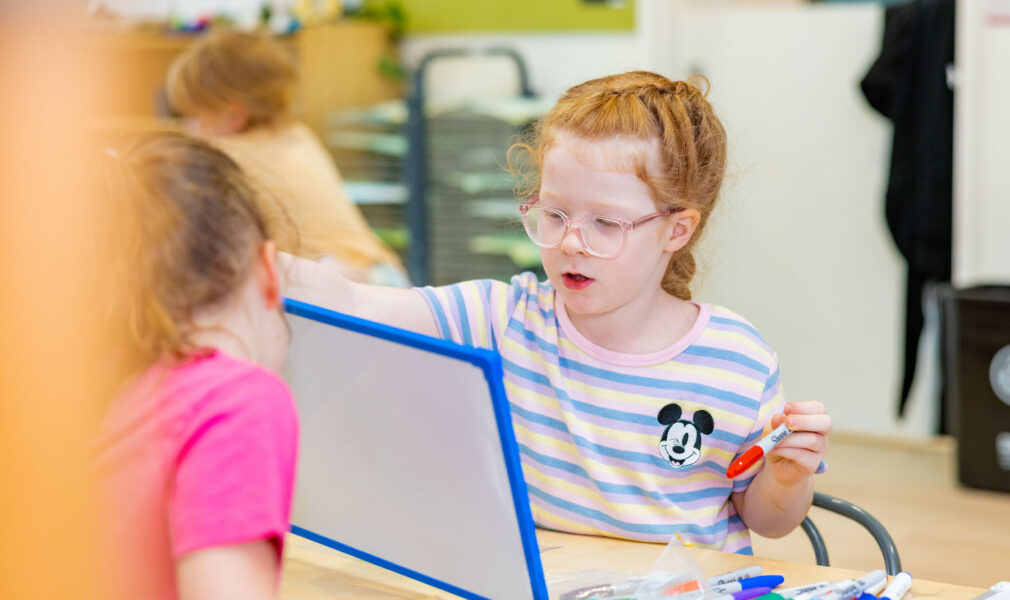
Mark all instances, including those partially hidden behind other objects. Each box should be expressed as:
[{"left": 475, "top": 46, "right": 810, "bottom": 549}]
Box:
[
  {"left": 639, "top": 2, "right": 941, "bottom": 437},
  {"left": 399, "top": 32, "right": 643, "bottom": 105},
  {"left": 954, "top": 0, "right": 1010, "bottom": 286}
]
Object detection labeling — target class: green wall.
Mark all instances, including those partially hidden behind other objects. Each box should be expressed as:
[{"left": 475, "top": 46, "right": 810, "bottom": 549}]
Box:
[{"left": 364, "top": 0, "right": 635, "bottom": 33}]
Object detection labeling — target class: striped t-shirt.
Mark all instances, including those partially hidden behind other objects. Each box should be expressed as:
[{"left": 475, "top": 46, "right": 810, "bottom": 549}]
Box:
[{"left": 417, "top": 272, "right": 784, "bottom": 553}]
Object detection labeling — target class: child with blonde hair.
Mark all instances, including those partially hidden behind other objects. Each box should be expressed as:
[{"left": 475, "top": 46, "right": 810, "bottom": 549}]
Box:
[
  {"left": 166, "top": 29, "right": 407, "bottom": 286},
  {"left": 285, "top": 71, "right": 831, "bottom": 553},
  {"left": 97, "top": 133, "right": 298, "bottom": 600}
]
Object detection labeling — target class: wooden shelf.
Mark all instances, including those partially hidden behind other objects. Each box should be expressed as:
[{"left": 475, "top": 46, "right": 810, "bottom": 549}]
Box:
[{"left": 86, "top": 22, "right": 404, "bottom": 139}]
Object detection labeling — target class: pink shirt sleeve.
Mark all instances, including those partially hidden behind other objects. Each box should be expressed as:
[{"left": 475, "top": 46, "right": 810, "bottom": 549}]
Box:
[{"left": 170, "top": 367, "right": 299, "bottom": 559}]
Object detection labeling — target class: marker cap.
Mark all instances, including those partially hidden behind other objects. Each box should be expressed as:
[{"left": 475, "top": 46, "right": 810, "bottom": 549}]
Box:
[{"left": 739, "top": 575, "right": 786, "bottom": 590}]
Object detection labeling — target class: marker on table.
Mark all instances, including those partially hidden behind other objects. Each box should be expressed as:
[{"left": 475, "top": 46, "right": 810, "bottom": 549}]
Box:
[
  {"left": 711, "top": 566, "right": 766, "bottom": 586},
  {"left": 665, "top": 566, "right": 765, "bottom": 595},
  {"left": 856, "top": 577, "right": 889, "bottom": 600},
  {"left": 800, "top": 569, "right": 887, "bottom": 600},
  {"left": 877, "top": 572, "right": 912, "bottom": 600},
  {"left": 712, "top": 575, "right": 786, "bottom": 595},
  {"left": 731, "top": 587, "right": 775, "bottom": 600},
  {"left": 559, "top": 572, "right": 692, "bottom": 600},
  {"left": 726, "top": 423, "right": 792, "bottom": 478},
  {"left": 608, "top": 587, "right": 771, "bottom": 600},
  {"left": 776, "top": 581, "right": 832, "bottom": 598}
]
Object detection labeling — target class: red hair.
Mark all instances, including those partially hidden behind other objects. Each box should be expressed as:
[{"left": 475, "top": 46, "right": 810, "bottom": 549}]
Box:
[{"left": 510, "top": 71, "right": 727, "bottom": 299}]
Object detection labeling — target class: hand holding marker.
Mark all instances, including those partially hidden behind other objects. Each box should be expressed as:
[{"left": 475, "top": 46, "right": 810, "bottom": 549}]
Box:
[{"left": 726, "top": 422, "right": 793, "bottom": 478}]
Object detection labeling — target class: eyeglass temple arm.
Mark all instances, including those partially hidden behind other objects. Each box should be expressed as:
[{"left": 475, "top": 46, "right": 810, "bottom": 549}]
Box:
[{"left": 630, "top": 206, "right": 685, "bottom": 229}]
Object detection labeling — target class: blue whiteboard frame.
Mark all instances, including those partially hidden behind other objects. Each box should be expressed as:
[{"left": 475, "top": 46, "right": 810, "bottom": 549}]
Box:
[{"left": 283, "top": 298, "right": 549, "bottom": 600}]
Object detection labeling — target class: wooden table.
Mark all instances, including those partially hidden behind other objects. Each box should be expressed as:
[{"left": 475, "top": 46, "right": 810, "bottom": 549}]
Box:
[{"left": 280, "top": 529, "right": 986, "bottom": 599}]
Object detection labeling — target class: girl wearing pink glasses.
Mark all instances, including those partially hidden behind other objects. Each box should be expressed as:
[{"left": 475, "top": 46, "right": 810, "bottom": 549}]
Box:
[{"left": 286, "top": 71, "right": 831, "bottom": 553}]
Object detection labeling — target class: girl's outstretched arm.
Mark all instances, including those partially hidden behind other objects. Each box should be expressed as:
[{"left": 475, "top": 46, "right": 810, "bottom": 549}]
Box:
[
  {"left": 730, "top": 401, "right": 831, "bottom": 538},
  {"left": 280, "top": 252, "right": 439, "bottom": 337}
]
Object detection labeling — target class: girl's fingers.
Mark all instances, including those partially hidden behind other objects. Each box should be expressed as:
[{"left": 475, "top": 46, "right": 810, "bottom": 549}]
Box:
[
  {"left": 775, "top": 431, "right": 828, "bottom": 455},
  {"left": 785, "top": 413, "right": 832, "bottom": 433},
  {"left": 768, "top": 447, "right": 823, "bottom": 474},
  {"left": 784, "top": 401, "right": 826, "bottom": 416}
]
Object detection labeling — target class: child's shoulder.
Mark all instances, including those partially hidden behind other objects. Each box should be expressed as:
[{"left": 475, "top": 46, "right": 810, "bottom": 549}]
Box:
[
  {"left": 699, "top": 304, "right": 779, "bottom": 366},
  {"left": 504, "top": 271, "right": 556, "bottom": 311},
  {"left": 507, "top": 271, "right": 551, "bottom": 294},
  {"left": 169, "top": 350, "right": 292, "bottom": 411},
  {"left": 451, "top": 272, "right": 552, "bottom": 304}
]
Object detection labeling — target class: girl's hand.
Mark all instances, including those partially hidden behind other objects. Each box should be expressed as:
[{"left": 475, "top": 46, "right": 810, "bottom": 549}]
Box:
[{"left": 764, "top": 401, "right": 831, "bottom": 487}]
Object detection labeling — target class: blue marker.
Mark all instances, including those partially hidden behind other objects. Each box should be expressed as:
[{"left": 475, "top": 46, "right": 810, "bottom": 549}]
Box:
[{"left": 712, "top": 575, "right": 786, "bottom": 595}]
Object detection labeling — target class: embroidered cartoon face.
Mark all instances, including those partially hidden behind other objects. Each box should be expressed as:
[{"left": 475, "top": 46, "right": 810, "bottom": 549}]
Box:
[{"left": 657, "top": 403, "right": 714, "bottom": 469}]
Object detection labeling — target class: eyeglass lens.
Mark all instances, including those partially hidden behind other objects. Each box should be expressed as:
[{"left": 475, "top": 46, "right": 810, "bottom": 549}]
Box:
[{"left": 523, "top": 207, "right": 626, "bottom": 257}]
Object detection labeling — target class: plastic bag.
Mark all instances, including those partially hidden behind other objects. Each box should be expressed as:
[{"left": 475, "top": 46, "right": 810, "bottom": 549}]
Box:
[{"left": 546, "top": 533, "right": 708, "bottom": 600}]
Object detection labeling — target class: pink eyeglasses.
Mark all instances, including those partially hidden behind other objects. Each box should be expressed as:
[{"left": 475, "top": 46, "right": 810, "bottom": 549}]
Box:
[{"left": 519, "top": 196, "right": 683, "bottom": 258}]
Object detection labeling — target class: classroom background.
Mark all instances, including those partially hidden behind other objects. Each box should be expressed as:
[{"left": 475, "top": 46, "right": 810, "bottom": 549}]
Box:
[{"left": 2, "top": 0, "right": 1008, "bottom": 598}]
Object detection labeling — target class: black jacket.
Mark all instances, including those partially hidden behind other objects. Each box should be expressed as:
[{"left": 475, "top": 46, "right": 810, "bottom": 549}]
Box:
[{"left": 861, "top": 0, "right": 955, "bottom": 418}]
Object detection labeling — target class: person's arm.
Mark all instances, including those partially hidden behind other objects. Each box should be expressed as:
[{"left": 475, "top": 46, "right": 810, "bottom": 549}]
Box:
[
  {"left": 280, "top": 251, "right": 438, "bottom": 336},
  {"left": 730, "top": 401, "right": 831, "bottom": 538},
  {"left": 176, "top": 540, "right": 278, "bottom": 600}
]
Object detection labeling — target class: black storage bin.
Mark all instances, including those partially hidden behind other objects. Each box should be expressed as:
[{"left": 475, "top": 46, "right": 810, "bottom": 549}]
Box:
[{"left": 944, "top": 285, "right": 1010, "bottom": 493}]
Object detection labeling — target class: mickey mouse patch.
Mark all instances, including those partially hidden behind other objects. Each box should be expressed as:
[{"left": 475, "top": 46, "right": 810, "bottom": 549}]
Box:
[{"left": 657, "top": 403, "right": 714, "bottom": 469}]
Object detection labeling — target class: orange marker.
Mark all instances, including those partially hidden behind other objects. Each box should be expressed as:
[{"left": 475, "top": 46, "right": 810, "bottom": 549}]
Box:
[{"left": 725, "top": 422, "right": 792, "bottom": 478}]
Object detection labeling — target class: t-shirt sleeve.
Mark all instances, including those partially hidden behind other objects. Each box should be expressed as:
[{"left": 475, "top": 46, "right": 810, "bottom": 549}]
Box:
[
  {"left": 731, "top": 353, "right": 786, "bottom": 493},
  {"left": 416, "top": 273, "right": 536, "bottom": 350},
  {"left": 170, "top": 369, "right": 299, "bottom": 558}
]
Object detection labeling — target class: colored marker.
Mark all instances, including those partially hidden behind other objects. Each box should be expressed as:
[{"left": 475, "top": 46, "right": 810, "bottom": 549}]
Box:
[
  {"left": 777, "top": 581, "right": 832, "bottom": 597},
  {"left": 856, "top": 577, "right": 889, "bottom": 600},
  {"left": 726, "top": 423, "right": 792, "bottom": 478},
  {"left": 970, "top": 583, "right": 1010, "bottom": 600},
  {"left": 868, "top": 577, "right": 889, "bottom": 596},
  {"left": 710, "top": 566, "right": 766, "bottom": 586},
  {"left": 803, "top": 570, "right": 887, "bottom": 600},
  {"left": 607, "top": 588, "right": 771, "bottom": 600},
  {"left": 879, "top": 572, "right": 912, "bottom": 600},
  {"left": 664, "top": 566, "right": 764, "bottom": 595},
  {"left": 559, "top": 572, "right": 692, "bottom": 600},
  {"left": 792, "top": 577, "right": 884, "bottom": 600},
  {"left": 732, "top": 587, "right": 774, "bottom": 600},
  {"left": 712, "top": 576, "right": 786, "bottom": 595}
]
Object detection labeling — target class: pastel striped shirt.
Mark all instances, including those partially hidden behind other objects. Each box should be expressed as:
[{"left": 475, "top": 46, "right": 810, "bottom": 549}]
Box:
[{"left": 418, "top": 273, "right": 784, "bottom": 553}]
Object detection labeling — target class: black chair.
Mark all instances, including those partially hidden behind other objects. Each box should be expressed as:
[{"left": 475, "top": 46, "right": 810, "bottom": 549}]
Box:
[{"left": 800, "top": 492, "right": 902, "bottom": 575}]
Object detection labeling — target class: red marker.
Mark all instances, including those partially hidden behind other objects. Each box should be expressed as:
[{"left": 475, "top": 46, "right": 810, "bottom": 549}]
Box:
[{"left": 726, "top": 422, "right": 792, "bottom": 478}]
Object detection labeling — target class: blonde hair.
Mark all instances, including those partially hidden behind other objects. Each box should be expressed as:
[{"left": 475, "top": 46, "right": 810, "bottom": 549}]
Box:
[
  {"left": 166, "top": 29, "right": 297, "bottom": 130},
  {"left": 104, "top": 133, "right": 279, "bottom": 378},
  {"left": 510, "top": 71, "right": 727, "bottom": 300}
]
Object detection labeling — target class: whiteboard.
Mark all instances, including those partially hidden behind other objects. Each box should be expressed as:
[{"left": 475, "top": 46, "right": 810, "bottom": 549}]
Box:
[{"left": 283, "top": 299, "right": 547, "bottom": 600}]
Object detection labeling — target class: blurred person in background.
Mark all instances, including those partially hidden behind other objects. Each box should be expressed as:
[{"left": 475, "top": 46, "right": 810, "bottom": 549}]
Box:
[{"left": 167, "top": 29, "right": 408, "bottom": 287}]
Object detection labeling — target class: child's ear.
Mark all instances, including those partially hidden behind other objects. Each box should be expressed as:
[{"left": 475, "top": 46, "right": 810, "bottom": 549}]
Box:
[
  {"left": 663, "top": 208, "right": 701, "bottom": 254},
  {"left": 257, "top": 240, "right": 281, "bottom": 310},
  {"left": 221, "top": 103, "right": 250, "bottom": 134}
]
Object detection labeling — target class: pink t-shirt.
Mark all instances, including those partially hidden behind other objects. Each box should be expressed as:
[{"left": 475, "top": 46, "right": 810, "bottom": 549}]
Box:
[{"left": 96, "top": 350, "right": 299, "bottom": 600}]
